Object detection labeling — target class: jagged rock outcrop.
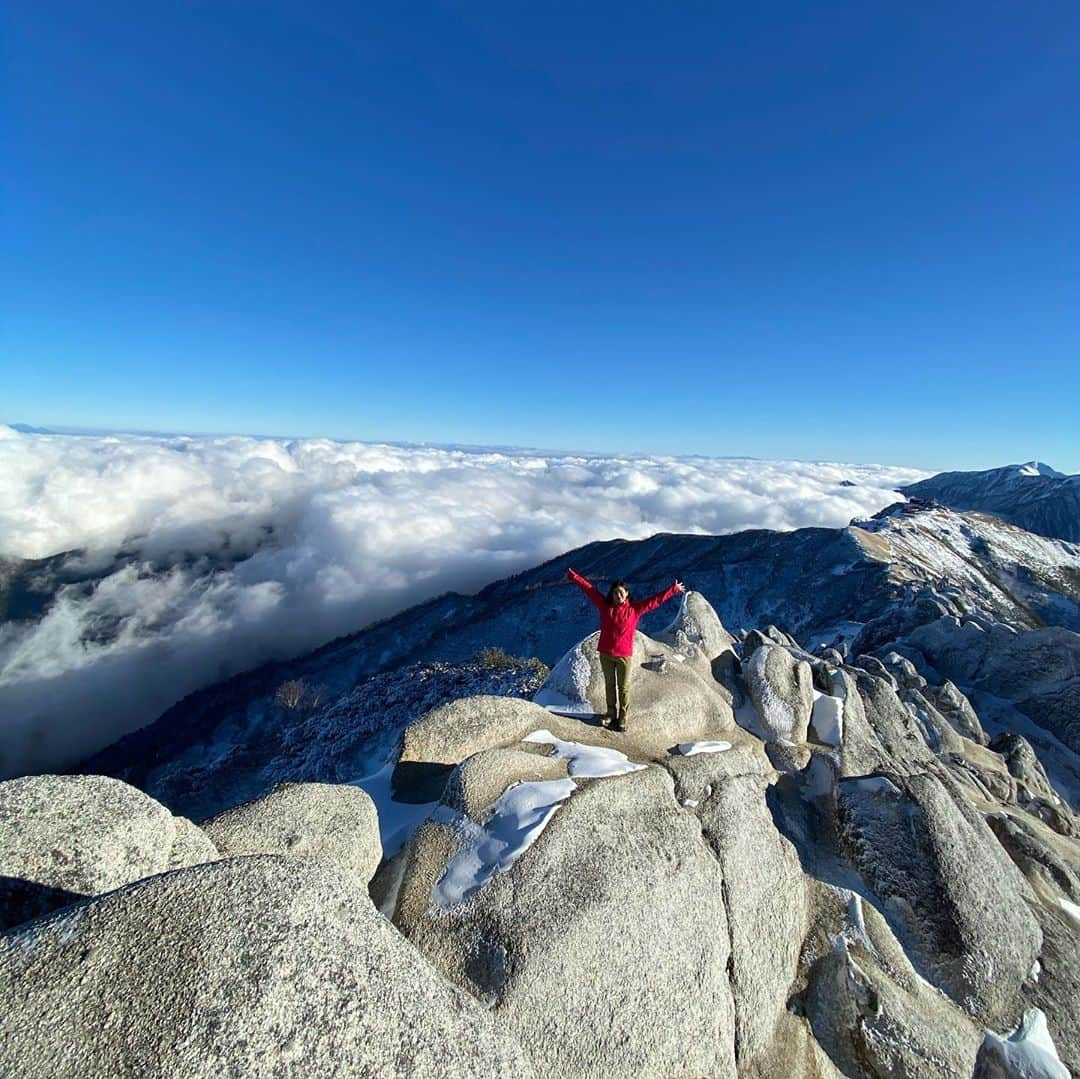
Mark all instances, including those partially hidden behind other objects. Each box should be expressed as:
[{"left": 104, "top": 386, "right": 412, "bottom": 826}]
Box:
[
  {"left": 658, "top": 591, "right": 738, "bottom": 682},
  {"left": 804, "top": 889, "right": 982, "bottom": 1078},
  {"left": 390, "top": 766, "right": 738, "bottom": 1079},
  {"left": 906, "top": 618, "right": 1080, "bottom": 753},
  {"left": 201, "top": 782, "right": 382, "bottom": 888},
  {"left": 0, "top": 774, "right": 217, "bottom": 933},
  {"left": 924, "top": 679, "right": 987, "bottom": 744},
  {"left": 836, "top": 770, "right": 1041, "bottom": 1024},
  {"left": 0, "top": 856, "right": 534, "bottom": 1078}
]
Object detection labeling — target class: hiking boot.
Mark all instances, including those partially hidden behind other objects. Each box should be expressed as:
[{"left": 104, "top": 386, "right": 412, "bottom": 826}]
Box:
[
  {"left": 603, "top": 713, "right": 617, "bottom": 729},
  {"left": 612, "top": 719, "right": 627, "bottom": 733}
]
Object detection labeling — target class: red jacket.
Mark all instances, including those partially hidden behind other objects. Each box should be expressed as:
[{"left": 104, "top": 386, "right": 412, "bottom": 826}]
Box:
[{"left": 568, "top": 568, "right": 682, "bottom": 658}]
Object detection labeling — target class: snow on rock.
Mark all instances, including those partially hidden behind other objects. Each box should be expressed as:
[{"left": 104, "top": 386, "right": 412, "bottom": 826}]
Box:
[
  {"left": 352, "top": 760, "right": 440, "bottom": 859},
  {"left": 674, "top": 740, "right": 733, "bottom": 756},
  {"left": 522, "top": 729, "right": 645, "bottom": 778},
  {"left": 975, "top": 1008, "right": 1070, "bottom": 1079},
  {"left": 431, "top": 778, "right": 577, "bottom": 907},
  {"left": 810, "top": 679, "right": 845, "bottom": 748},
  {"left": 393, "top": 766, "right": 739, "bottom": 1078},
  {"left": 1059, "top": 896, "right": 1080, "bottom": 926},
  {"left": 657, "top": 590, "right": 737, "bottom": 676},
  {"left": 432, "top": 730, "right": 647, "bottom": 907}
]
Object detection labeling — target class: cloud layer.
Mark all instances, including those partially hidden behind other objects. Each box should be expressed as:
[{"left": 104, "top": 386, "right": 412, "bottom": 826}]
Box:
[{"left": 0, "top": 425, "right": 928, "bottom": 776}]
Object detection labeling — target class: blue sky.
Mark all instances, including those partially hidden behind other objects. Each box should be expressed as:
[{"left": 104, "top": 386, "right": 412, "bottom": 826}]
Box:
[{"left": 4, "top": 2, "right": 1079, "bottom": 471}]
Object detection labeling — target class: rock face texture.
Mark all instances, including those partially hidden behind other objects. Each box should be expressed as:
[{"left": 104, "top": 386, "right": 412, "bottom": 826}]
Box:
[
  {"left": 837, "top": 771, "right": 1042, "bottom": 1023},
  {"left": 393, "top": 765, "right": 738, "bottom": 1079},
  {"left": 745, "top": 643, "right": 814, "bottom": 743},
  {"left": 201, "top": 782, "right": 382, "bottom": 888},
  {"left": 0, "top": 856, "right": 533, "bottom": 1078},
  {"left": 695, "top": 769, "right": 806, "bottom": 1066},
  {"left": 0, "top": 774, "right": 217, "bottom": 932}
]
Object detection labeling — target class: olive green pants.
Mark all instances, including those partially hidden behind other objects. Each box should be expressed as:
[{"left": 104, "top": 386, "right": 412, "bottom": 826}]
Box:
[{"left": 599, "top": 653, "right": 632, "bottom": 720}]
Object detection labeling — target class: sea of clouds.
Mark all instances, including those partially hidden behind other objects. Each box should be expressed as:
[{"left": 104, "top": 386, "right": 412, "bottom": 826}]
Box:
[{"left": 0, "top": 424, "right": 929, "bottom": 776}]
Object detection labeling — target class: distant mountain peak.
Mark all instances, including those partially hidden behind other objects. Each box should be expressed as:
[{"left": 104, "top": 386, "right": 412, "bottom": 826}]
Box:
[
  {"left": 900, "top": 462, "right": 1080, "bottom": 543},
  {"left": 1016, "top": 460, "right": 1065, "bottom": 478}
]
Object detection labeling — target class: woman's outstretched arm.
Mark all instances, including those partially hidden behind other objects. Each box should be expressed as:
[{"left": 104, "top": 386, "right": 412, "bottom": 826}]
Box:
[
  {"left": 632, "top": 579, "right": 686, "bottom": 615},
  {"left": 566, "top": 567, "right": 607, "bottom": 609}
]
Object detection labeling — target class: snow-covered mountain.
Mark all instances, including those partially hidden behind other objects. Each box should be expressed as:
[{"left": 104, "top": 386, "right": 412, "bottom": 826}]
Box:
[
  {"left": 81, "top": 498, "right": 1080, "bottom": 817},
  {"left": 901, "top": 461, "right": 1080, "bottom": 543}
]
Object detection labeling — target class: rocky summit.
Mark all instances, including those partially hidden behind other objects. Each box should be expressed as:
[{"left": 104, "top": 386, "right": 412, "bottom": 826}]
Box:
[{"left": 2, "top": 466, "right": 1079, "bottom": 1077}]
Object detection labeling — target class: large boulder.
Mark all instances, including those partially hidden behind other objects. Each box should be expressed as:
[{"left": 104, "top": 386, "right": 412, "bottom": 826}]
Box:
[
  {"left": 837, "top": 770, "right": 1041, "bottom": 1023},
  {"left": 744, "top": 644, "right": 813, "bottom": 744},
  {"left": 441, "top": 747, "right": 570, "bottom": 821},
  {"left": 390, "top": 765, "right": 738, "bottom": 1078},
  {"left": 201, "top": 782, "right": 382, "bottom": 888},
  {"left": 533, "top": 631, "right": 735, "bottom": 751},
  {"left": 0, "top": 856, "right": 534, "bottom": 1078},
  {"left": 395, "top": 695, "right": 568, "bottom": 801},
  {"left": 0, "top": 774, "right": 216, "bottom": 932}
]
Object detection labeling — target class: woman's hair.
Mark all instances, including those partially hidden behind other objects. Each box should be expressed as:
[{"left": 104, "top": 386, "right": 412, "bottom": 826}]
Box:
[{"left": 605, "top": 579, "right": 631, "bottom": 604}]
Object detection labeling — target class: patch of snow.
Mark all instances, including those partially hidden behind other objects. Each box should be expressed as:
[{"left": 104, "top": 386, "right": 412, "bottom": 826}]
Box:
[
  {"left": 810, "top": 689, "right": 844, "bottom": 747},
  {"left": 803, "top": 753, "right": 837, "bottom": 800},
  {"left": 1028, "top": 959, "right": 1042, "bottom": 984},
  {"left": 980, "top": 1008, "right": 1069, "bottom": 1079},
  {"left": 1058, "top": 896, "right": 1080, "bottom": 926},
  {"left": 849, "top": 775, "right": 902, "bottom": 797},
  {"left": 673, "top": 740, "right": 733, "bottom": 756},
  {"left": 349, "top": 761, "right": 438, "bottom": 859},
  {"left": 431, "top": 778, "right": 576, "bottom": 907},
  {"left": 681, "top": 799, "right": 699, "bottom": 808},
  {"left": 523, "top": 729, "right": 645, "bottom": 779}
]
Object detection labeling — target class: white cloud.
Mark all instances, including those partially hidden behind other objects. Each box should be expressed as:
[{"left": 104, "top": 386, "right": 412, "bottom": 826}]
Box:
[{"left": 0, "top": 425, "right": 928, "bottom": 776}]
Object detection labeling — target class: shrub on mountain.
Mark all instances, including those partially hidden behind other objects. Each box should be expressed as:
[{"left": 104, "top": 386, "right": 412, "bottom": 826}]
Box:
[
  {"left": 474, "top": 647, "right": 549, "bottom": 677},
  {"left": 273, "top": 678, "right": 325, "bottom": 713}
]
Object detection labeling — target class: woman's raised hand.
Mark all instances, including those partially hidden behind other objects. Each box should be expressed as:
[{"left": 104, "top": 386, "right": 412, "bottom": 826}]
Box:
[{"left": 675, "top": 579, "right": 686, "bottom": 593}]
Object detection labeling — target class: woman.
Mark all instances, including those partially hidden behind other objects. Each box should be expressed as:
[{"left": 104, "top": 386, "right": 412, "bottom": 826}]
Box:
[{"left": 566, "top": 567, "right": 685, "bottom": 732}]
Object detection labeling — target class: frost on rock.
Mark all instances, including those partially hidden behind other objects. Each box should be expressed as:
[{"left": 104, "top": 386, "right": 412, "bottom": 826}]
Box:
[
  {"left": 744, "top": 644, "right": 813, "bottom": 744},
  {"left": 431, "top": 779, "right": 576, "bottom": 907},
  {"left": 532, "top": 637, "right": 596, "bottom": 714},
  {"left": 976, "top": 1008, "right": 1070, "bottom": 1079}
]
